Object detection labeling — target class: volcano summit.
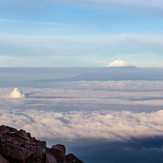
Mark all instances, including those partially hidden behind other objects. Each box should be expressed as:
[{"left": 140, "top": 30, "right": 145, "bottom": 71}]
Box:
[{"left": 106, "top": 59, "right": 135, "bottom": 67}]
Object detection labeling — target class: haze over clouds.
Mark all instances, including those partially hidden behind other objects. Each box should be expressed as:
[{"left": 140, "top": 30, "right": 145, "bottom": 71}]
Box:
[{"left": 45, "top": 80, "right": 163, "bottom": 91}]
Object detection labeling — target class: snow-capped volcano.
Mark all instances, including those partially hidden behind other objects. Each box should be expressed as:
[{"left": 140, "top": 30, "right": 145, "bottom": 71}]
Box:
[{"left": 106, "top": 59, "right": 134, "bottom": 67}]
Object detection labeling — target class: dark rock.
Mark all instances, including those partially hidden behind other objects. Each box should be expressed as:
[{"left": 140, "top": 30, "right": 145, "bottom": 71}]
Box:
[
  {"left": 46, "top": 152, "right": 58, "bottom": 163},
  {"left": 46, "top": 145, "right": 69, "bottom": 163},
  {"left": 46, "top": 147, "right": 66, "bottom": 163},
  {"left": 0, "top": 141, "right": 46, "bottom": 163},
  {"left": 0, "top": 125, "right": 83, "bottom": 163},
  {"left": 27, "top": 132, "right": 32, "bottom": 139},
  {"left": 0, "top": 125, "right": 46, "bottom": 163},
  {"left": 6, "top": 126, "right": 18, "bottom": 133},
  {"left": 36, "top": 140, "right": 46, "bottom": 148},
  {"left": 52, "top": 144, "right": 66, "bottom": 156},
  {"left": 0, "top": 153, "right": 9, "bottom": 163},
  {"left": 65, "top": 154, "right": 84, "bottom": 163},
  {"left": 15, "top": 129, "right": 30, "bottom": 141},
  {"left": 0, "top": 125, "right": 10, "bottom": 136}
]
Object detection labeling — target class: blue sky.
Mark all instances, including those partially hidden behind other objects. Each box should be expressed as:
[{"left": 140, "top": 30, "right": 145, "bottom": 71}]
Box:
[{"left": 0, "top": 0, "right": 163, "bottom": 67}]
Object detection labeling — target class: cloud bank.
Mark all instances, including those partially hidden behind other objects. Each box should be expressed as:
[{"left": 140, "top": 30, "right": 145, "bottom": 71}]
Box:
[
  {"left": 0, "top": 79, "right": 163, "bottom": 162},
  {"left": 0, "top": 80, "right": 163, "bottom": 107},
  {"left": 0, "top": 109, "right": 163, "bottom": 141},
  {"left": 0, "top": 80, "right": 163, "bottom": 142}
]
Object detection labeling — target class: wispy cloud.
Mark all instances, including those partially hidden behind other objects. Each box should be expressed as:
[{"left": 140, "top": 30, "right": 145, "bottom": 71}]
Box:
[
  {"left": 0, "top": 33, "right": 163, "bottom": 67},
  {"left": 88, "top": 0, "right": 163, "bottom": 9},
  {"left": 27, "top": 0, "right": 163, "bottom": 8},
  {"left": 25, "top": 0, "right": 163, "bottom": 16},
  {"left": 0, "top": 18, "right": 80, "bottom": 27},
  {"left": 5, "top": 0, "right": 163, "bottom": 17}
]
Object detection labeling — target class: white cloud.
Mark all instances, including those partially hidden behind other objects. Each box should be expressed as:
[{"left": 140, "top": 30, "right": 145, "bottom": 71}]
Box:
[
  {"left": 0, "top": 18, "right": 80, "bottom": 28},
  {"left": 7, "top": 88, "right": 25, "bottom": 98},
  {"left": 0, "top": 109, "right": 163, "bottom": 141},
  {"left": 1, "top": 80, "right": 163, "bottom": 106}
]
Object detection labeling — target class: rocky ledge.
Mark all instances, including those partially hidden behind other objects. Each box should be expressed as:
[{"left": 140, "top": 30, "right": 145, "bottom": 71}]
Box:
[{"left": 0, "top": 125, "right": 83, "bottom": 163}]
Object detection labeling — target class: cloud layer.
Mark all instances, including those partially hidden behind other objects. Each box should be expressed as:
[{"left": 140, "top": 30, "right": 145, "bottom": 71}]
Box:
[
  {"left": 0, "top": 79, "right": 163, "bottom": 162},
  {"left": 0, "top": 109, "right": 163, "bottom": 141},
  {"left": 0, "top": 80, "right": 163, "bottom": 142}
]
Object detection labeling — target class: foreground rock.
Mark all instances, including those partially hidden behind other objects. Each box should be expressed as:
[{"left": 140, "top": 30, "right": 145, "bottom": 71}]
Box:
[{"left": 0, "top": 125, "right": 83, "bottom": 163}]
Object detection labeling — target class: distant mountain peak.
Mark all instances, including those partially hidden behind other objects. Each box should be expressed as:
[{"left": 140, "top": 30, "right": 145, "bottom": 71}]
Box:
[{"left": 106, "top": 59, "right": 134, "bottom": 67}]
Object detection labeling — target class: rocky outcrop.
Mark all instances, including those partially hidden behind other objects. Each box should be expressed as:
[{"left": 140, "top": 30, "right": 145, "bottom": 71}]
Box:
[
  {"left": 0, "top": 125, "right": 83, "bottom": 163},
  {"left": 66, "top": 154, "right": 84, "bottom": 163}
]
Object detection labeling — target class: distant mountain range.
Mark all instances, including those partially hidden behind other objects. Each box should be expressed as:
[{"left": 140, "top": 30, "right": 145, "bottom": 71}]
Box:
[{"left": 35, "top": 59, "right": 163, "bottom": 82}]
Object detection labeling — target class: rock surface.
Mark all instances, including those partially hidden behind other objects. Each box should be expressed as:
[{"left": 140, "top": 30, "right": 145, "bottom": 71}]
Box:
[
  {"left": 0, "top": 154, "right": 9, "bottom": 163},
  {"left": 0, "top": 125, "right": 83, "bottom": 163}
]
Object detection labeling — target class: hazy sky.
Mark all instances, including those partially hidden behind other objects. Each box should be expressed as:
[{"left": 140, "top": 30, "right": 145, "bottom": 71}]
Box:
[{"left": 0, "top": 0, "right": 163, "bottom": 67}]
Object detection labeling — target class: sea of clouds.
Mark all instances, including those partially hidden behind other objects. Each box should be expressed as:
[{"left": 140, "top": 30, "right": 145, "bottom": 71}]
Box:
[
  {"left": 0, "top": 80, "right": 163, "bottom": 162},
  {"left": 0, "top": 80, "right": 163, "bottom": 141},
  {"left": 1, "top": 109, "right": 163, "bottom": 141}
]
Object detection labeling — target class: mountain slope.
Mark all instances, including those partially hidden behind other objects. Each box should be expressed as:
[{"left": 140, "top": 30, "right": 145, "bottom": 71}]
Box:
[{"left": 106, "top": 59, "right": 134, "bottom": 67}]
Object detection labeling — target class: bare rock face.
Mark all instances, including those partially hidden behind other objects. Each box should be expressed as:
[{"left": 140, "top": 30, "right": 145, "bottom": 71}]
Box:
[
  {"left": 0, "top": 125, "right": 83, "bottom": 163},
  {"left": 46, "top": 152, "right": 58, "bottom": 163},
  {"left": 0, "top": 125, "right": 46, "bottom": 163},
  {"left": 52, "top": 144, "right": 66, "bottom": 156},
  {"left": 65, "top": 154, "right": 84, "bottom": 163},
  {"left": 0, "top": 154, "right": 9, "bottom": 163},
  {"left": 15, "top": 129, "right": 30, "bottom": 141},
  {"left": 0, "top": 125, "right": 11, "bottom": 136}
]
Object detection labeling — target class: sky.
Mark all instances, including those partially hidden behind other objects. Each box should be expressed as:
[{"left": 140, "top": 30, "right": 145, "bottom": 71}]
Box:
[{"left": 0, "top": 0, "right": 163, "bottom": 67}]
